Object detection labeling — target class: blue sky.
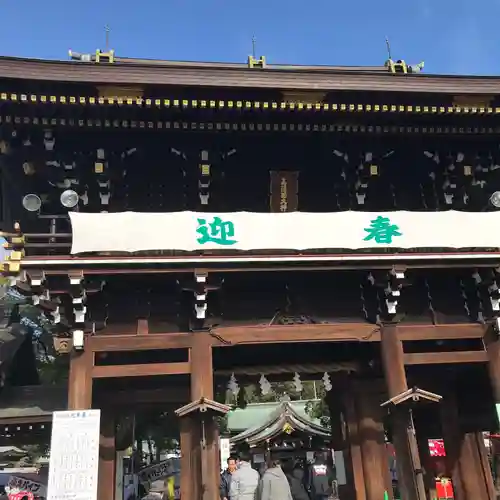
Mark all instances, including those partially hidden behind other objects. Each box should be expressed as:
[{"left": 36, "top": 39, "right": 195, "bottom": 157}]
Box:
[{"left": 0, "top": 0, "right": 498, "bottom": 75}]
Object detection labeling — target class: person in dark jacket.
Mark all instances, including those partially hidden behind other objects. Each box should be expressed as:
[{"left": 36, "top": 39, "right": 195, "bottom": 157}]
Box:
[
  {"left": 284, "top": 464, "right": 310, "bottom": 500},
  {"left": 306, "top": 452, "right": 334, "bottom": 500},
  {"left": 220, "top": 456, "right": 238, "bottom": 500}
]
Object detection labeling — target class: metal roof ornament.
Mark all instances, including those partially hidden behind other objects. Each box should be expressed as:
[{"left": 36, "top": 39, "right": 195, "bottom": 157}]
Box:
[
  {"left": 248, "top": 36, "right": 266, "bottom": 68},
  {"left": 384, "top": 37, "right": 424, "bottom": 74}
]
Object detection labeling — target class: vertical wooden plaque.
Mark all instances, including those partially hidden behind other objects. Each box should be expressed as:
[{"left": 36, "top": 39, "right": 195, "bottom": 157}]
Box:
[{"left": 269, "top": 171, "right": 299, "bottom": 212}]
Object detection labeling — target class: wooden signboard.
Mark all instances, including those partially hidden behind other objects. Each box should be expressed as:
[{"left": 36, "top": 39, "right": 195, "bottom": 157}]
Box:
[{"left": 270, "top": 171, "right": 299, "bottom": 212}]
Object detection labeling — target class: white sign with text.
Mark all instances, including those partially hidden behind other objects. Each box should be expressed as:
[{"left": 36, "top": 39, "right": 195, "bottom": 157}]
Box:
[
  {"left": 70, "top": 210, "right": 500, "bottom": 254},
  {"left": 47, "top": 410, "right": 101, "bottom": 500}
]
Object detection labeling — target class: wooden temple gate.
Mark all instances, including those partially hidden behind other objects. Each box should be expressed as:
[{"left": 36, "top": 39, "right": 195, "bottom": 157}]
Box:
[
  {"left": 1, "top": 50, "right": 500, "bottom": 500},
  {"left": 67, "top": 321, "right": 497, "bottom": 500}
]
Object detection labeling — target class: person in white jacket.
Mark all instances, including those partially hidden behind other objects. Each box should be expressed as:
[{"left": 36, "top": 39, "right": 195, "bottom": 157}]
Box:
[{"left": 229, "top": 452, "right": 259, "bottom": 500}]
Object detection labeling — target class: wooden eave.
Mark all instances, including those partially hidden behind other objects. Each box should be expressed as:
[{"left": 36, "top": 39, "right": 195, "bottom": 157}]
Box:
[
  {"left": 381, "top": 387, "right": 442, "bottom": 408},
  {"left": 231, "top": 400, "right": 329, "bottom": 445},
  {"left": 0, "top": 385, "right": 67, "bottom": 424},
  {"left": 175, "top": 397, "right": 231, "bottom": 417},
  {"left": 18, "top": 251, "right": 500, "bottom": 274},
  {"left": 0, "top": 56, "right": 500, "bottom": 94}
]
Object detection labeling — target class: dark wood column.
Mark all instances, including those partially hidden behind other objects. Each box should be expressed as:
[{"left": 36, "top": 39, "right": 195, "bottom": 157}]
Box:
[
  {"left": 485, "top": 326, "right": 500, "bottom": 494},
  {"left": 180, "top": 416, "right": 201, "bottom": 500},
  {"left": 68, "top": 349, "right": 93, "bottom": 410},
  {"left": 463, "top": 432, "right": 495, "bottom": 500},
  {"left": 356, "top": 384, "right": 389, "bottom": 500},
  {"left": 485, "top": 326, "right": 500, "bottom": 408},
  {"left": 440, "top": 391, "right": 466, "bottom": 500},
  {"left": 473, "top": 431, "right": 496, "bottom": 500},
  {"left": 98, "top": 409, "right": 116, "bottom": 500},
  {"left": 380, "top": 325, "right": 426, "bottom": 500},
  {"left": 343, "top": 386, "right": 367, "bottom": 500},
  {"left": 327, "top": 379, "right": 364, "bottom": 500},
  {"left": 416, "top": 431, "right": 437, "bottom": 500},
  {"left": 190, "top": 333, "right": 214, "bottom": 400},
  {"left": 440, "top": 390, "right": 495, "bottom": 500},
  {"left": 180, "top": 333, "right": 218, "bottom": 500}
]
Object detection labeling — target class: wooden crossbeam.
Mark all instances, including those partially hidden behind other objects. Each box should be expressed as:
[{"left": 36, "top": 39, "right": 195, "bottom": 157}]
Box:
[
  {"left": 87, "top": 323, "right": 487, "bottom": 353},
  {"left": 404, "top": 351, "right": 487, "bottom": 365},
  {"left": 92, "top": 361, "right": 191, "bottom": 378},
  {"left": 96, "top": 387, "right": 189, "bottom": 405},
  {"left": 210, "top": 323, "right": 379, "bottom": 345},
  {"left": 397, "top": 324, "right": 486, "bottom": 341},
  {"left": 89, "top": 332, "right": 193, "bottom": 352}
]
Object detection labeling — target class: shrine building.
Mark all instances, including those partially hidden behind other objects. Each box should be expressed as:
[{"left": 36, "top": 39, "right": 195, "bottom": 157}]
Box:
[{"left": 1, "top": 49, "right": 500, "bottom": 500}]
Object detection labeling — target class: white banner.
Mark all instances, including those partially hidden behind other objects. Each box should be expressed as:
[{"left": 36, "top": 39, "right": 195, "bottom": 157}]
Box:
[
  {"left": 69, "top": 211, "right": 500, "bottom": 254},
  {"left": 219, "top": 438, "right": 230, "bottom": 472}
]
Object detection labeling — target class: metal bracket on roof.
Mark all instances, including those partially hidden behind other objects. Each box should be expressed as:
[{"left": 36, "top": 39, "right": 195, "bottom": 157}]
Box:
[
  {"left": 95, "top": 49, "right": 115, "bottom": 64},
  {"left": 248, "top": 55, "right": 266, "bottom": 68},
  {"left": 385, "top": 58, "right": 424, "bottom": 74}
]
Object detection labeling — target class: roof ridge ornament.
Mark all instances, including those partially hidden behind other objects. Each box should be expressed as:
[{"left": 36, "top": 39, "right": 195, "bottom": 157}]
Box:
[
  {"left": 69, "top": 49, "right": 115, "bottom": 64},
  {"left": 248, "top": 35, "right": 266, "bottom": 68},
  {"left": 384, "top": 37, "right": 423, "bottom": 74},
  {"left": 69, "top": 27, "right": 114, "bottom": 64}
]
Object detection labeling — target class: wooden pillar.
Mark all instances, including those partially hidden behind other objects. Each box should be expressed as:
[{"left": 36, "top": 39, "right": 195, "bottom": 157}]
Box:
[
  {"left": 458, "top": 432, "right": 488, "bottom": 500},
  {"left": 327, "top": 381, "right": 362, "bottom": 500},
  {"left": 68, "top": 349, "right": 93, "bottom": 410},
  {"left": 180, "top": 416, "right": 201, "bottom": 500},
  {"left": 190, "top": 333, "right": 214, "bottom": 400},
  {"left": 440, "top": 392, "right": 466, "bottom": 500},
  {"left": 356, "top": 384, "right": 389, "bottom": 500},
  {"left": 380, "top": 440, "right": 394, "bottom": 500},
  {"left": 485, "top": 327, "right": 500, "bottom": 494},
  {"left": 416, "top": 432, "right": 437, "bottom": 500},
  {"left": 380, "top": 325, "right": 426, "bottom": 500},
  {"left": 440, "top": 391, "right": 494, "bottom": 500},
  {"left": 461, "top": 432, "right": 494, "bottom": 500},
  {"left": 343, "top": 386, "right": 367, "bottom": 500},
  {"left": 180, "top": 333, "right": 218, "bottom": 500},
  {"left": 470, "top": 431, "right": 495, "bottom": 500},
  {"left": 486, "top": 327, "right": 500, "bottom": 413},
  {"left": 98, "top": 409, "right": 116, "bottom": 500},
  {"left": 191, "top": 333, "right": 218, "bottom": 500}
]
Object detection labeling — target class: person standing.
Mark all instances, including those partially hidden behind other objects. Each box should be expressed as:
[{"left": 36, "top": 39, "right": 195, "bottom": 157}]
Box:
[
  {"left": 284, "top": 463, "right": 310, "bottom": 500},
  {"left": 229, "top": 452, "right": 259, "bottom": 500},
  {"left": 306, "top": 452, "right": 334, "bottom": 500},
  {"left": 220, "top": 456, "right": 238, "bottom": 500},
  {"left": 259, "top": 459, "right": 293, "bottom": 500}
]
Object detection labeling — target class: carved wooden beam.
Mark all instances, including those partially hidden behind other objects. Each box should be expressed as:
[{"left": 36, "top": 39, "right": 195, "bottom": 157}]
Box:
[{"left": 86, "top": 322, "right": 486, "bottom": 353}]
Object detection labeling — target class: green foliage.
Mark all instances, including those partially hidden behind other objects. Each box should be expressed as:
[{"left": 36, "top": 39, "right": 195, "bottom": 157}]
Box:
[
  {"left": 36, "top": 354, "right": 69, "bottom": 385},
  {"left": 0, "top": 283, "right": 70, "bottom": 384},
  {"left": 305, "top": 398, "right": 330, "bottom": 428},
  {"left": 135, "top": 410, "right": 180, "bottom": 461},
  {"left": 215, "top": 415, "right": 229, "bottom": 435}
]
